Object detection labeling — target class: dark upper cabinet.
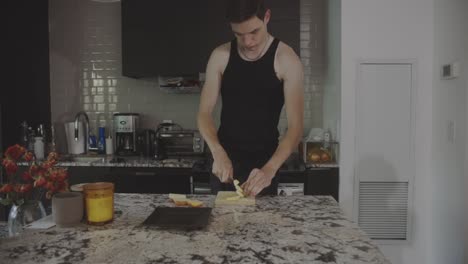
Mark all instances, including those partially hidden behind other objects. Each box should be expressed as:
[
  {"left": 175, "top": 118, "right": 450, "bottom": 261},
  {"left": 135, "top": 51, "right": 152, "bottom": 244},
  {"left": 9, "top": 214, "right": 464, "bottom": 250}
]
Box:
[
  {"left": 1, "top": 0, "right": 51, "bottom": 150},
  {"left": 1, "top": 1, "right": 50, "bottom": 222},
  {"left": 121, "top": 0, "right": 299, "bottom": 78}
]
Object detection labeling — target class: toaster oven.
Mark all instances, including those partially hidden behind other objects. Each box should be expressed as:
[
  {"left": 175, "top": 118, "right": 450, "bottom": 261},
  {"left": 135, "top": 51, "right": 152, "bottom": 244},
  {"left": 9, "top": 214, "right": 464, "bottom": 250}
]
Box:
[{"left": 157, "top": 130, "right": 204, "bottom": 157}]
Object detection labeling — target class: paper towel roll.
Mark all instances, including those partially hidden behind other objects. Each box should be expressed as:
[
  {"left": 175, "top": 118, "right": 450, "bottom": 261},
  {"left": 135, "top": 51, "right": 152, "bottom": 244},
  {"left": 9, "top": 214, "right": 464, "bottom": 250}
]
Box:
[
  {"left": 65, "top": 122, "right": 85, "bottom": 154},
  {"left": 105, "top": 137, "right": 114, "bottom": 155}
]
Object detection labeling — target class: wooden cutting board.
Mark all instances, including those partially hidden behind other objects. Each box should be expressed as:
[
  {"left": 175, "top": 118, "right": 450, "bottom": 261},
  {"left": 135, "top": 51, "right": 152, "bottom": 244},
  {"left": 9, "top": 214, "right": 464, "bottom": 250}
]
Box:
[{"left": 215, "top": 191, "right": 256, "bottom": 206}]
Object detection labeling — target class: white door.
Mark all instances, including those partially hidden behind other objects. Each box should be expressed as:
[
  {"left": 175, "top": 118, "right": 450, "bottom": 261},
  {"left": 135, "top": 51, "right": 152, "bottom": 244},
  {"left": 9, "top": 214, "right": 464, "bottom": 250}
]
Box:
[{"left": 354, "top": 62, "right": 415, "bottom": 241}]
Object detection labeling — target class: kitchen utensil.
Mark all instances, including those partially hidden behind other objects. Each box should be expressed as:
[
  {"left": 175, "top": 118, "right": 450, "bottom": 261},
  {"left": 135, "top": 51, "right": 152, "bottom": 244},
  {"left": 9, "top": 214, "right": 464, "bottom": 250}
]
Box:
[
  {"left": 33, "top": 137, "right": 44, "bottom": 160},
  {"left": 19, "top": 121, "right": 29, "bottom": 147},
  {"left": 214, "top": 191, "right": 255, "bottom": 206}
]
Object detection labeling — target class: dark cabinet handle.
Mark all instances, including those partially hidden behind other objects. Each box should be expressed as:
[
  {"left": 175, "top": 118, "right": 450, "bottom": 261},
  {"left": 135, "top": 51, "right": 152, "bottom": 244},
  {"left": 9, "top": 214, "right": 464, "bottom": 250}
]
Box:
[{"left": 135, "top": 172, "right": 157, "bottom": 176}]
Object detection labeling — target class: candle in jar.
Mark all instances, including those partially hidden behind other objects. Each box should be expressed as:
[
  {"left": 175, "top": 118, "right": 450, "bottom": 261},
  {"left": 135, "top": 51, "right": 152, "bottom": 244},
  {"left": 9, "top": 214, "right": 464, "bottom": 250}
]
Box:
[
  {"left": 83, "top": 182, "right": 114, "bottom": 225},
  {"left": 86, "top": 195, "right": 113, "bottom": 222}
]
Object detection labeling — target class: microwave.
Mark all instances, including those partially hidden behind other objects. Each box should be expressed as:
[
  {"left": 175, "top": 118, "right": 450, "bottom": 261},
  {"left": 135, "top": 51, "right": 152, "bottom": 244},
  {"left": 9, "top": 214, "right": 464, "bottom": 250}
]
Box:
[{"left": 158, "top": 130, "right": 204, "bottom": 157}]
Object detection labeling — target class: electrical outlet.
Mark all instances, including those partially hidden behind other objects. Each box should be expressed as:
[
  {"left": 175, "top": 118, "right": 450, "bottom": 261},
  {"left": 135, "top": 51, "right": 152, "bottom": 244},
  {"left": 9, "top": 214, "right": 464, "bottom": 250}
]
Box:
[{"left": 441, "top": 62, "right": 460, "bottom": 80}]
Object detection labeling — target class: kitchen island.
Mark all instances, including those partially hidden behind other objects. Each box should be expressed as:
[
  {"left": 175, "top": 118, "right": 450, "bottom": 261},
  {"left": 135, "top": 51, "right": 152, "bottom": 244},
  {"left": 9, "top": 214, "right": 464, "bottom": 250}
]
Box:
[{"left": 0, "top": 194, "right": 389, "bottom": 264}]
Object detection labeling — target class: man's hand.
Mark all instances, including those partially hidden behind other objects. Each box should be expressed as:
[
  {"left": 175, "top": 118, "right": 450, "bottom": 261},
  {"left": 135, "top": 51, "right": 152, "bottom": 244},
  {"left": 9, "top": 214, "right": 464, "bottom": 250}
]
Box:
[
  {"left": 241, "top": 166, "right": 277, "bottom": 197},
  {"left": 212, "top": 149, "right": 233, "bottom": 183}
]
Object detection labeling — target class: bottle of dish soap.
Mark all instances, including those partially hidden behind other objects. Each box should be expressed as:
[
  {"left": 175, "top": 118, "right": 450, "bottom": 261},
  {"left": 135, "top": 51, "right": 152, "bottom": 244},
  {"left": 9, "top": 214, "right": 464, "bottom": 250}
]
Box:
[{"left": 97, "top": 127, "right": 106, "bottom": 154}]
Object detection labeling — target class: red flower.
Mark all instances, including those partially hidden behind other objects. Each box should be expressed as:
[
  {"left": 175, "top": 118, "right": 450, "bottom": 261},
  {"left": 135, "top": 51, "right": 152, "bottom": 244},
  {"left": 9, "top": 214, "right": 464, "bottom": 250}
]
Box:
[
  {"left": 22, "top": 171, "right": 33, "bottom": 182},
  {"left": 33, "top": 167, "right": 47, "bottom": 178},
  {"left": 45, "top": 181, "right": 56, "bottom": 192},
  {"left": 42, "top": 161, "right": 54, "bottom": 170},
  {"left": 34, "top": 177, "right": 47, "bottom": 187},
  {"left": 19, "top": 184, "right": 33, "bottom": 193},
  {"left": 13, "top": 184, "right": 22, "bottom": 193},
  {"left": 4, "top": 144, "right": 26, "bottom": 161},
  {"left": 46, "top": 152, "right": 58, "bottom": 163},
  {"left": 23, "top": 152, "right": 34, "bottom": 162},
  {"left": 55, "top": 182, "right": 67, "bottom": 192},
  {"left": 56, "top": 169, "right": 68, "bottom": 182},
  {"left": 1, "top": 145, "right": 69, "bottom": 206},
  {"left": 2, "top": 158, "right": 18, "bottom": 175},
  {"left": 0, "top": 184, "right": 14, "bottom": 193}
]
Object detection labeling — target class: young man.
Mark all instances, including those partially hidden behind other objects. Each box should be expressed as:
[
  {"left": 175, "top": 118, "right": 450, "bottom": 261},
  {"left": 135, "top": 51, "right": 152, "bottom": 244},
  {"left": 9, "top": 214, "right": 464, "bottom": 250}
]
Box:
[{"left": 197, "top": 0, "right": 304, "bottom": 197}]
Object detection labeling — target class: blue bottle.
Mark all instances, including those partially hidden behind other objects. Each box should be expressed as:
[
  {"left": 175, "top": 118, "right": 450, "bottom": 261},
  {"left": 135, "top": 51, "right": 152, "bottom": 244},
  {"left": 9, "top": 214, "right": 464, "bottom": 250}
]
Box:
[{"left": 97, "top": 127, "right": 106, "bottom": 154}]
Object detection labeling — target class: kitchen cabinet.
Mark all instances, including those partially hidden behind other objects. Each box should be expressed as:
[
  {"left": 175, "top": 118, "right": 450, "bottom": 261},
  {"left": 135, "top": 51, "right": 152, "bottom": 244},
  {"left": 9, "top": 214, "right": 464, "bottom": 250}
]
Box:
[
  {"left": 1, "top": 0, "right": 51, "bottom": 150},
  {"left": 1, "top": 0, "right": 50, "bottom": 221},
  {"left": 121, "top": 0, "right": 300, "bottom": 77},
  {"left": 67, "top": 167, "right": 111, "bottom": 186},
  {"left": 67, "top": 167, "right": 192, "bottom": 194},
  {"left": 108, "top": 167, "right": 192, "bottom": 194},
  {"left": 305, "top": 168, "right": 339, "bottom": 201}
]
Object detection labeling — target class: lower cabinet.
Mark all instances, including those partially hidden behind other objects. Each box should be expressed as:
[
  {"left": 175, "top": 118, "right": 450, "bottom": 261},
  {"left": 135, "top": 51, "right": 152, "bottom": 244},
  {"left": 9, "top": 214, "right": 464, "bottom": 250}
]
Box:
[
  {"left": 110, "top": 167, "right": 191, "bottom": 194},
  {"left": 67, "top": 167, "right": 111, "bottom": 186},
  {"left": 67, "top": 167, "right": 192, "bottom": 194},
  {"left": 66, "top": 166, "right": 339, "bottom": 198},
  {"left": 304, "top": 168, "right": 339, "bottom": 201}
]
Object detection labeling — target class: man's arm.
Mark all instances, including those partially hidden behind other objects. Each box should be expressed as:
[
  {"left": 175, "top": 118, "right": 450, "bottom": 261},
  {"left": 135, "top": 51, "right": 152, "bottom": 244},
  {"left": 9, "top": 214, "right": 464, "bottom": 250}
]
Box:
[
  {"left": 242, "top": 43, "right": 304, "bottom": 196},
  {"left": 197, "top": 44, "right": 233, "bottom": 183}
]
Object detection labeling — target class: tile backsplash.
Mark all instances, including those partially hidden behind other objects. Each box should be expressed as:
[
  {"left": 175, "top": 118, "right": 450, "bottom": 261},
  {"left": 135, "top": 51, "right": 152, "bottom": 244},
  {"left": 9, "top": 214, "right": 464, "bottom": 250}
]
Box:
[{"left": 50, "top": 0, "right": 325, "bottom": 137}]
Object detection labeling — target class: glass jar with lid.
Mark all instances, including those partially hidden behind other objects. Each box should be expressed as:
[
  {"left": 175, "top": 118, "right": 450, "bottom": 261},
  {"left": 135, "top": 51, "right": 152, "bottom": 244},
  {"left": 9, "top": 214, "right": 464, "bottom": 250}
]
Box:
[{"left": 83, "top": 182, "right": 114, "bottom": 225}]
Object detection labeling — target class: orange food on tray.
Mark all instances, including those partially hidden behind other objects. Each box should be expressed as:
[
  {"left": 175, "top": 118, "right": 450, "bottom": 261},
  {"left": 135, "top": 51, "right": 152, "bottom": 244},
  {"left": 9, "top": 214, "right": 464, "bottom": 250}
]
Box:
[{"left": 169, "top": 193, "right": 204, "bottom": 207}]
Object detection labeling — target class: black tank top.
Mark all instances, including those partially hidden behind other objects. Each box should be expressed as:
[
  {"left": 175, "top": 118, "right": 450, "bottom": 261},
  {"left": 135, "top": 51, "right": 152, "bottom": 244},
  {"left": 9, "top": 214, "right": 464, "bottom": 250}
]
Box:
[{"left": 218, "top": 38, "right": 284, "bottom": 154}]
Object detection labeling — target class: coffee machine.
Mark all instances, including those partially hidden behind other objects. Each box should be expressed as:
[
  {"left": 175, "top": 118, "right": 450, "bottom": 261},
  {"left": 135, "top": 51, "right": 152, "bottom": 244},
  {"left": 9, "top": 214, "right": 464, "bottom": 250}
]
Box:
[{"left": 114, "top": 113, "right": 139, "bottom": 155}]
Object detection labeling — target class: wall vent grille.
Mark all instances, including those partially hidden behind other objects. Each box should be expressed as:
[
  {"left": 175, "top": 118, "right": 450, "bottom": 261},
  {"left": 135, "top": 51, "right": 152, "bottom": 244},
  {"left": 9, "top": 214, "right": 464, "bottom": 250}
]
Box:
[{"left": 358, "top": 181, "right": 409, "bottom": 240}]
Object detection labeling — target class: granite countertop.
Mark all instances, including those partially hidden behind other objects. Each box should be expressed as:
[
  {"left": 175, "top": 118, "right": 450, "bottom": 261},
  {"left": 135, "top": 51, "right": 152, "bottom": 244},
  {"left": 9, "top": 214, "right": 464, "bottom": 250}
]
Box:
[
  {"left": 18, "top": 154, "right": 339, "bottom": 170},
  {"left": 306, "top": 162, "right": 339, "bottom": 168},
  {"left": 0, "top": 194, "right": 389, "bottom": 264},
  {"left": 18, "top": 156, "right": 199, "bottom": 168}
]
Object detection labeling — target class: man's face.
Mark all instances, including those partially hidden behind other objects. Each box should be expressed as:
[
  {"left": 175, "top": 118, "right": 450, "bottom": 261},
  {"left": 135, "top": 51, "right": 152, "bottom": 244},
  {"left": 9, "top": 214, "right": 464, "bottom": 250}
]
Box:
[{"left": 230, "top": 11, "right": 270, "bottom": 53}]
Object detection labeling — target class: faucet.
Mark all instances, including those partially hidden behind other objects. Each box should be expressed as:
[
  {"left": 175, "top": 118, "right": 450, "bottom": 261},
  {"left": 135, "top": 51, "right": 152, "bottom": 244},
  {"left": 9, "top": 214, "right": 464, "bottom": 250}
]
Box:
[{"left": 74, "top": 111, "right": 90, "bottom": 154}]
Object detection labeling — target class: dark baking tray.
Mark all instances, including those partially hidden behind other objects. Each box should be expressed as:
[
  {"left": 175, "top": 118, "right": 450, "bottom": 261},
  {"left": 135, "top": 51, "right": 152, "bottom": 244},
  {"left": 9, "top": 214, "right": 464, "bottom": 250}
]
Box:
[{"left": 142, "top": 207, "right": 212, "bottom": 229}]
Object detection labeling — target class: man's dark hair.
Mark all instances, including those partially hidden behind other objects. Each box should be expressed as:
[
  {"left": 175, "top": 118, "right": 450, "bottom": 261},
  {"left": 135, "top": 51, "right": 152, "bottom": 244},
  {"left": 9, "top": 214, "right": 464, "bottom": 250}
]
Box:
[{"left": 226, "top": 0, "right": 267, "bottom": 23}]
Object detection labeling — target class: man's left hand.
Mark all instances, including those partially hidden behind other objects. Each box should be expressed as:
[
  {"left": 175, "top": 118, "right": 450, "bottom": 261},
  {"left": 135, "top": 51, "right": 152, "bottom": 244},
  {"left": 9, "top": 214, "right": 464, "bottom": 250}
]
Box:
[{"left": 241, "top": 167, "right": 276, "bottom": 197}]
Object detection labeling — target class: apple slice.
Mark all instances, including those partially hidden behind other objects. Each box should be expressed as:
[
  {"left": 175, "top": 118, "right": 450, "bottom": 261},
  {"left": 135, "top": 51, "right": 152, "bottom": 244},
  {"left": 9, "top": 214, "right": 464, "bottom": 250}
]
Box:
[
  {"left": 233, "top": 179, "right": 245, "bottom": 197},
  {"left": 186, "top": 199, "right": 203, "bottom": 207},
  {"left": 169, "top": 193, "right": 187, "bottom": 200}
]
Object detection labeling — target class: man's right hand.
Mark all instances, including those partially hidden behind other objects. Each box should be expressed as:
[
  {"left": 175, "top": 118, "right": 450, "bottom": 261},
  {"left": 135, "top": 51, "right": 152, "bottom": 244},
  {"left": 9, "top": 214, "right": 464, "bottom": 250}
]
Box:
[{"left": 212, "top": 149, "right": 233, "bottom": 183}]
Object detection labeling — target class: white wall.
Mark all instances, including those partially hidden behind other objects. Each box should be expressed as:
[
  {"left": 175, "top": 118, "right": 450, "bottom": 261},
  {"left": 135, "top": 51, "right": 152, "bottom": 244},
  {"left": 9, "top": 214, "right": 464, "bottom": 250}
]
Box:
[
  {"left": 465, "top": 8, "right": 468, "bottom": 262},
  {"left": 465, "top": 26, "right": 468, "bottom": 264},
  {"left": 432, "top": 1, "right": 467, "bottom": 263},
  {"left": 340, "top": 1, "right": 434, "bottom": 264},
  {"left": 465, "top": 68, "right": 468, "bottom": 264},
  {"left": 323, "top": 0, "right": 341, "bottom": 141}
]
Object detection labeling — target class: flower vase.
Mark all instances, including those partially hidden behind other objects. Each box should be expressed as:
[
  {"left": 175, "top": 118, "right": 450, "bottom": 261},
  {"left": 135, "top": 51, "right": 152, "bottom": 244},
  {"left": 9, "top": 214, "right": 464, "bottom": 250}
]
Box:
[{"left": 8, "top": 200, "right": 46, "bottom": 237}]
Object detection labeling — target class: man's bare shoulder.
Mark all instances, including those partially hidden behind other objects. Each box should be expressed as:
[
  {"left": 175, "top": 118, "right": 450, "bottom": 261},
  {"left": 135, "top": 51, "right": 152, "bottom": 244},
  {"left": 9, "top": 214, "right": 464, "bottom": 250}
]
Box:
[
  {"left": 275, "top": 41, "right": 302, "bottom": 79},
  {"left": 276, "top": 41, "right": 300, "bottom": 65},
  {"left": 211, "top": 42, "right": 230, "bottom": 60},
  {"left": 206, "top": 42, "right": 229, "bottom": 70},
  {"left": 208, "top": 42, "right": 230, "bottom": 73}
]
